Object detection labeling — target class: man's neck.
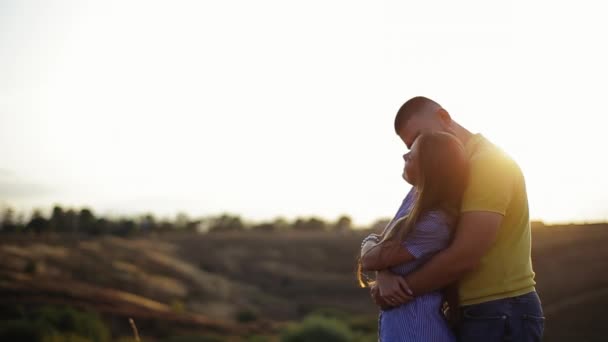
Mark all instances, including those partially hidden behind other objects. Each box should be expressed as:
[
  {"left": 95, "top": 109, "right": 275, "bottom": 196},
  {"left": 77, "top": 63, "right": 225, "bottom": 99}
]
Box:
[{"left": 451, "top": 122, "right": 473, "bottom": 146}]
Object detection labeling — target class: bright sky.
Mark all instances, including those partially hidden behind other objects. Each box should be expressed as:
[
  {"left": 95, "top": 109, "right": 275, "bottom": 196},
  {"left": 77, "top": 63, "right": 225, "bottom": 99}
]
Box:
[{"left": 1, "top": 0, "right": 607, "bottom": 225}]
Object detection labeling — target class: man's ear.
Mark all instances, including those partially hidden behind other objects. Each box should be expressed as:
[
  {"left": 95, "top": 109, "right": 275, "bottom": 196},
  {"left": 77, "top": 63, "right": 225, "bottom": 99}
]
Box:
[{"left": 437, "top": 108, "right": 452, "bottom": 127}]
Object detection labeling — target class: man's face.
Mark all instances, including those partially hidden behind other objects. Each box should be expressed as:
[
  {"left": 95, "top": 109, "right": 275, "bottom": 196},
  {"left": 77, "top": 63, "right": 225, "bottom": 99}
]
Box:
[{"left": 397, "top": 114, "right": 446, "bottom": 150}]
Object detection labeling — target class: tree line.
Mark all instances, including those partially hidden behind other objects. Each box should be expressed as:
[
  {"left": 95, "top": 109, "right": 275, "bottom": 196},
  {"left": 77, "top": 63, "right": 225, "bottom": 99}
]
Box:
[{"left": 0, "top": 205, "right": 388, "bottom": 236}]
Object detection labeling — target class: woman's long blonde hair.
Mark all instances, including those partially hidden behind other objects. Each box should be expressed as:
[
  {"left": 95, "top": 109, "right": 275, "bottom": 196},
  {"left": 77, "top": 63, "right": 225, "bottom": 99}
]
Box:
[{"left": 357, "top": 132, "right": 469, "bottom": 288}]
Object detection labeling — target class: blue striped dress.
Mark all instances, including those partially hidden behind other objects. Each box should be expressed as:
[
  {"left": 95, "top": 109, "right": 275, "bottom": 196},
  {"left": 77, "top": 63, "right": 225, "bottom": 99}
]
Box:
[{"left": 373, "top": 189, "right": 456, "bottom": 342}]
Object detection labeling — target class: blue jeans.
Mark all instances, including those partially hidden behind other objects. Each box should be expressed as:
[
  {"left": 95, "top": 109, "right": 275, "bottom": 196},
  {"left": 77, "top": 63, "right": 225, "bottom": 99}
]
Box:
[{"left": 457, "top": 291, "right": 544, "bottom": 342}]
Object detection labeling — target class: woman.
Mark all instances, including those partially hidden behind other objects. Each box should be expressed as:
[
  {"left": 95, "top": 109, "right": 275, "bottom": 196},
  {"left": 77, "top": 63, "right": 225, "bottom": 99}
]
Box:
[{"left": 358, "top": 131, "right": 469, "bottom": 341}]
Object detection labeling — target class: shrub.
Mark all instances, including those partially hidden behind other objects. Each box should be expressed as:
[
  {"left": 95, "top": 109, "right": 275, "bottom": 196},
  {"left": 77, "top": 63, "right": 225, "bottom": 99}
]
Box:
[
  {"left": 346, "top": 315, "right": 378, "bottom": 334},
  {"left": 32, "top": 306, "right": 109, "bottom": 342},
  {"left": 0, "top": 320, "right": 49, "bottom": 342},
  {"left": 0, "top": 306, "right": 110, "bottom": 342},
  {"left": 162, "top": 335, "right": 224, "bottom": 342},
  {"left": 171, "top": 300, "right": 185, "bottom": 314},
  {"left": 25, "top": 259, "right": 38, "bottom": 274},
  {"left": 307, "top": 308, "right": 349, "bottom": 321},
  {"left": 235, "top": 309, "right": 258, "bottom": 323},
  {"left": 280, "top": 315, "right": 354, "bottom": 342},
  {"left": 246, "top": 335, "right": 271, "bottom": 342},
  {"left": 43, "top": 333, "right": 93, "bottom": 342},
  {"left": 115, "top": 337, "right": 138, "bottom": 342}
]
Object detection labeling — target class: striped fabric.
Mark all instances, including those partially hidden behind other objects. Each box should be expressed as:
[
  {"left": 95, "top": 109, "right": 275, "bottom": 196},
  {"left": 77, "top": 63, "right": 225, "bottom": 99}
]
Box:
[{"left": 368, "top": 189, "right": 456, "bottom": 342}]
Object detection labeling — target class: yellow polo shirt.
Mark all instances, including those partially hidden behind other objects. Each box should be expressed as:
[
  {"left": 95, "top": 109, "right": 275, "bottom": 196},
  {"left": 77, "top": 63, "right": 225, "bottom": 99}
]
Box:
[{"left": 459, "top": 134, "right": 536, "bottom": 306}]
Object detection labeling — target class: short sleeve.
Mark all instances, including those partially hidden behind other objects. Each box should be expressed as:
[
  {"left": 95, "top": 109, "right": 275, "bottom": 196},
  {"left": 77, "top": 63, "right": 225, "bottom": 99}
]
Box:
[
  {"left": 461, "top": 153, "right": 516, "bottom": 215},
  {"left": 402, "top": 211, "right": 452, "bottom": 259}
]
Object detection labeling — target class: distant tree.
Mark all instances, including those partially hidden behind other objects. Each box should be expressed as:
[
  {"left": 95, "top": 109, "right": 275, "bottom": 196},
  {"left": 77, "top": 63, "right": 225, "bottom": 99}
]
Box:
[
  {"left": 293, "top": 217, "right": 327, "bottom": 231},
  {"left": 1, "top": 207, "right": 18, "bottom": 233},
  {"left": 15, "top": 212, "right": 26, "bottom": 229},
  {"left": 175, "top": 212, "right": 191, "bottom": 231},
  {"left": 272, "top": 217, "right": 290, "bottom": 231},
  {"left": 309, "top": 217, "right": 327, "bottom": 231},
  {"left": 78, "top": 208, "right": 96, "bottom": 234},
  {"left": 64, "top": 209, "right": 78, "bottom": 234},
  {"left": 332, "top": 215, "right": 352, "bottom": 231},
  {"left": 49, "top": 205, "right": 66, "bottom": 232},
  {"left": 251, "top": 221, "right": 277, "bottom": 232},
  {"left": 26, "top": 209, "right": 49, "bottom": 234},
  {"left": 293, "top": 218, "right": 306, "bottom": 231},
  {"left": 91, "top": 218, "right": 110, "bottom": 235},
  {"left": 116, "top": 218, "right": 137, "bottom": 236},
  {"left": 293, "top": 218, "right": 305, "bottom": 231},
  {"left": 156, "top": 219, "right": 175, "bottom": 232},
  {"left": 139, "top": 213, "right": 157, "bottom": 232},
  {"left": 184, "top": 219, "right": 201, "bottom": 232},
  {"left": 208, "top": 214, "right": 245, "bottom": 233}
]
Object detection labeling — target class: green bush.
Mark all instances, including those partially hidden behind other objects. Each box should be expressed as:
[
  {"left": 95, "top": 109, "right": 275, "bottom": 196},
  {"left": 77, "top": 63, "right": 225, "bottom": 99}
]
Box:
[
  {"left": 162, "top": 335, "right": 224, "bottom": 342},
  {"left": 346, "top": 315, "right": 378, "bottom": 335},
  {"left": 0, "top": 304, "right": 27, "bottom": 320},
  {"left": 0, "top": 320, "right": 50, "bottom": 342},
  {"left": 235, "top": 309, "right": 258, "bottom": 323},
  {"left": 281, "top": 315, "right": 354, "bottom": 342},
  {"left": 25, "top": 259, "right": 38, "bottom": 274},
  {"left": 246, "top": 335, "right": 271, "bottom": 342},
  {"left": 32, "top": 306, "right": 109, "bottom": 342},
  {"left": 115, "top": 337, "right": 138, "bottom": 342},
  {"left": 299, "top": 310, "right": 378, "bottom": 337},
  {"left": 171, "top": 299, "right": 185, "bottom": 314},
  {"left": 43, "top": 333, "right": 93, "bottom": 342},
  {"left": 0, "top": 306, "right": 109, "bottom": 342},
  {"left": 352, "top": 333, "right": 378, "bottom": 342},
  {"left": 307, "top": 308, "right": 350, "bottom": 321}
]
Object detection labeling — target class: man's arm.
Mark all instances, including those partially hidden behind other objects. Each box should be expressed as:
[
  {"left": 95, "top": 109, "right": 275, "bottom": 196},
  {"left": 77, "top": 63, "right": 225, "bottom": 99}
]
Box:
[
  {"left": 404, "top": 211, "right": 503, "bottom": 295},
  {"left": 371, "top": 211, "right": 502, "bottom": 307},
  {"left": 373, "top": 150, "right": 518, "bottom": 306}
]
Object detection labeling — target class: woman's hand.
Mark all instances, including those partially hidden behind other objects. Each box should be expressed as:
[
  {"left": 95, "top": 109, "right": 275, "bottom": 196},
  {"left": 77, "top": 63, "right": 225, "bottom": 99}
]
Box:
[
  {"left": 361, "top": 234, "right": 382, "bottom": 256},
  {"left": 361, "top": 238, "right": 416, "bottom": 271},
  {"left": 375, "top": 270, "right": 414, "bottom": 306},
  {"left": 361, "top": 240, "right": 378, "bottom": 255},
  {"left": 368, "top": 233, "right": 382, "bottom": 240}
]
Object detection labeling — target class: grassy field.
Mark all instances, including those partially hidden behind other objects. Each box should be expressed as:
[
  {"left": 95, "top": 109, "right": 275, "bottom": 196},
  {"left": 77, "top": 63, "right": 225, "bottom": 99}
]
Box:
[{"left": 1, "top": 224, "right": 607, "bottom": 341}]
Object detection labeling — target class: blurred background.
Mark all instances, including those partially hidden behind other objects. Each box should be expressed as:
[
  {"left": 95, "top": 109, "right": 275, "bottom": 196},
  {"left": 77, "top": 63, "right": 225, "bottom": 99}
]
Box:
[{"left": 1, "top": 0, "right": 607, "bottom": 341}]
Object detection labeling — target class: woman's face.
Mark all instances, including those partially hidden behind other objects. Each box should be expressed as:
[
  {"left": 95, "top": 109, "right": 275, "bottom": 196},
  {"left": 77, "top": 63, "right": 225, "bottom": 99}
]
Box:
[{"left": 402, "top": 138, "right": 420, "bottom": 185}]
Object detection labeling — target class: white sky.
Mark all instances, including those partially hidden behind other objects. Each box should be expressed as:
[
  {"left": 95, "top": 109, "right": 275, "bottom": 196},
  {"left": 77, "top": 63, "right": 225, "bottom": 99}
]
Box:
[{"left": 1, "top": 0, "right": 607, "bottom": 225}]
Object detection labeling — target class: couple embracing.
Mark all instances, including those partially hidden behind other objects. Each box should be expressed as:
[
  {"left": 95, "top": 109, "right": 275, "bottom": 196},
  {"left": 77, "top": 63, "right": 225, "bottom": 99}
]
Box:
[{"left": 359, "top": 96, "right": 544, "bottom": 341}]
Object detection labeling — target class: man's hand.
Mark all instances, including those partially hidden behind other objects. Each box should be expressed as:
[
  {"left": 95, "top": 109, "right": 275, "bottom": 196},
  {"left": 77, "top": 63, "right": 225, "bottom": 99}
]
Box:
[
  {"left": 370, "top": 283, "right": 393, "bottom": 310},
  {"left": 376, "top": 270, "right": 414, "bottom": 306}
]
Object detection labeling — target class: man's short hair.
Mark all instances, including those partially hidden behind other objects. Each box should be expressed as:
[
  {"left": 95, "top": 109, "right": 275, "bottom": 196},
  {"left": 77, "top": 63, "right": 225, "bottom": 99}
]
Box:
[{"left": 394, "top": 96, "right": 441, "bottom": 133}]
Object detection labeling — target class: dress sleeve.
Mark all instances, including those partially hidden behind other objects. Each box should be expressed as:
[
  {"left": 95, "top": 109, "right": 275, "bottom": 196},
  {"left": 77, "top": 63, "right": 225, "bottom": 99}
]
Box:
[{"left": 402, "top": 211, "right": 452, "bottom": 259}]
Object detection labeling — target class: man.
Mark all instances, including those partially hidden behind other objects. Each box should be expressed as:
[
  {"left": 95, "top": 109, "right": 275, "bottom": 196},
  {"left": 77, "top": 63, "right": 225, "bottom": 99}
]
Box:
[{"left": 372, "top": 96, "right": 544, "bottom": 341}]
